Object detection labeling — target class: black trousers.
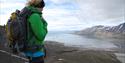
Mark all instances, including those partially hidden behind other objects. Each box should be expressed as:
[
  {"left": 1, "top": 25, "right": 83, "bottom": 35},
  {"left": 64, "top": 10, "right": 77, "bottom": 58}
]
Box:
[{"left": 28, "top": 56, "right": 44, "bottom": 63}]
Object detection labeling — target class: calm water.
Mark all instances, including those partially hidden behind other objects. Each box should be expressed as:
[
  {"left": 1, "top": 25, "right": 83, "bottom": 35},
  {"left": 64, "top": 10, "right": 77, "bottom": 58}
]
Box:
[{"left": 45, "top": 31, "right": 118, "bottom": 50}]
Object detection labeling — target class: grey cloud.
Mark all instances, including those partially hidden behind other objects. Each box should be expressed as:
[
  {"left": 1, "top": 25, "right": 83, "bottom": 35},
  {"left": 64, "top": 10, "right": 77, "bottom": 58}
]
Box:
[
  {"left": 75, "top": 0, "right": 124, "bottom": 26},
  {"left": 44, "top": 0, "right": 125, "bottom": 30}
]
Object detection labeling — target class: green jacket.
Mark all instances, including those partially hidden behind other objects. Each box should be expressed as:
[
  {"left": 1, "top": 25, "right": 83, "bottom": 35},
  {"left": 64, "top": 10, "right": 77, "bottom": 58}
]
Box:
[{"left": 26, "top": 6, "right": 48, "bottom": 49}]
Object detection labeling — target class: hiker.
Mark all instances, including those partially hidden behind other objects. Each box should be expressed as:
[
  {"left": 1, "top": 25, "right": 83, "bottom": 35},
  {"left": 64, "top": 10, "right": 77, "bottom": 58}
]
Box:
[
  {"left": 6, "top": 0, "right": 47, "bottom": 63},
  {"left": 24, "top": 0, "right": 48, "bottom": 63}
]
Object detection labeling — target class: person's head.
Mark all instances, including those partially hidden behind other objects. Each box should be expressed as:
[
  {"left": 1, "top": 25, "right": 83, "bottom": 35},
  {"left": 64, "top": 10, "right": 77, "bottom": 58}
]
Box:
[{"left": 27, "top": 0, "right": 45, "bottom": 11}]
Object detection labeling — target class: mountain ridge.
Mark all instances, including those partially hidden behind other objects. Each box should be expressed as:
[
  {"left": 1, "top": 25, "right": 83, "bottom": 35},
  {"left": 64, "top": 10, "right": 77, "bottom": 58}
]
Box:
[{"left": 76, "top": 23, "right": 125, "bottom": 39}]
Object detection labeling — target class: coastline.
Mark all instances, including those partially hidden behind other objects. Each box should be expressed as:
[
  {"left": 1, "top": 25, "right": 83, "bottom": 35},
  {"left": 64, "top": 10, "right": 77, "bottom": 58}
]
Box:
[
  {"left": 44, "top": 41, "right": 123, "bottom": 63},
  {"left": 0, "top": 41, "right": 122, "bottom": 63},
  {"left": 73, "top": 32, "right": 125, "bottom": 63}
]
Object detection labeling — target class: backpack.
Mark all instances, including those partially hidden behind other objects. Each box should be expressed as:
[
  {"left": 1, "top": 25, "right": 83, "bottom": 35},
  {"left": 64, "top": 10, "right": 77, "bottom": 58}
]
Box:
[{"left": 6, "top": 7, "right": 32, "bottom": 53}]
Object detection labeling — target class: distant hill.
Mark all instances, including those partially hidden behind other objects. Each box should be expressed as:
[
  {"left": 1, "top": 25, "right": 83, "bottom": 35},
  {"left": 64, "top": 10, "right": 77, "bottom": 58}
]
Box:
[{"left": 76, "top": 23, "right": 125, "bottom": 39}]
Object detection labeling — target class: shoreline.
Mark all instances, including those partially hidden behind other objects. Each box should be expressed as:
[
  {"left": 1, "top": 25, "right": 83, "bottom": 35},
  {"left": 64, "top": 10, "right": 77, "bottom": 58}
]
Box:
[
  {"left": 44, "top": 41, "right": 122, "bottom": 63},
  {"left": 0, "top": 41, "right": 124, "bottom": 63},
  {"left": 72, "top": 32, "right": 125, "bottom": 63}
]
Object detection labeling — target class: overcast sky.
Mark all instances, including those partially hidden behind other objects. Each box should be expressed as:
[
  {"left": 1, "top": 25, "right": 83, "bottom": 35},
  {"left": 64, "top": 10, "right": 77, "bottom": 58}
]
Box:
[{"left": 0, "top": 0, "right": 124, "bottom": 31}]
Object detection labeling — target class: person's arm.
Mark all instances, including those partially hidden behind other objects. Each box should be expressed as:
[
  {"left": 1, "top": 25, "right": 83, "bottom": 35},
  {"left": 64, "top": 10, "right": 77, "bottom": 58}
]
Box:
[{"left": 28, "top": 13, "right": 47, "bottom": 41}]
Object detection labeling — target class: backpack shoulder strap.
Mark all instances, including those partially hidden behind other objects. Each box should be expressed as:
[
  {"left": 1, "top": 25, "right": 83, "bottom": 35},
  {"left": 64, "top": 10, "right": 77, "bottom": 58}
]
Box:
[
  {"left": 19, "top": 7, "right": 33, "bottom": 41},
  {"left": 19, "top": 7, "right": 33, "bottom": 18}
]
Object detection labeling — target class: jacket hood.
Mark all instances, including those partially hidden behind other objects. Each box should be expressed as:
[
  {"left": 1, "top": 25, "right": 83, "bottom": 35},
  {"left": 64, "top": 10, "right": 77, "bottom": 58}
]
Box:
[{"left": 26, "top": 6, "right": 42, "bottom": 14}]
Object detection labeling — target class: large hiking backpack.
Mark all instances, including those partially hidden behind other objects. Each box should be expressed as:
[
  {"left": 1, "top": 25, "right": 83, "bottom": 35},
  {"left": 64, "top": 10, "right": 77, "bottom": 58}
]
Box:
[{"left": 6, "top": 7, "right": 32, "bottom": 53}]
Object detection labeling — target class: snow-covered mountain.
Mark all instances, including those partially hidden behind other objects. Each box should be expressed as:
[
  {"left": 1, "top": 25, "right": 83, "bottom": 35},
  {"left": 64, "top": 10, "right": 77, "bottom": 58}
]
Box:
[
  {"left": 108, "top": 23, "right": 125, "bottom": 33},
  {"left": 76, "top": 23, "right": 125, "bottom": 39}
]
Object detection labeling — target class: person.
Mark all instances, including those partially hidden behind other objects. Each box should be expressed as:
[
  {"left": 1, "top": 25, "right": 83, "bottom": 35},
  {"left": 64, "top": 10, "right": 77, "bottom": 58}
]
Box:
[{"left": 24, "top": 0, "right": 48, "bottom": 63}]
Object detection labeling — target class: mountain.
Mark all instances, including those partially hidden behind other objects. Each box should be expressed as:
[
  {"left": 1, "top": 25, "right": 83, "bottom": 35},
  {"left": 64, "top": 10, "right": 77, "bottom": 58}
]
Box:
[
  {"left": 108, "top": 23, "right": 125, "bottom": 33},
  {"left": 76, "top": 23, "right": 125, "bottom": 39}
]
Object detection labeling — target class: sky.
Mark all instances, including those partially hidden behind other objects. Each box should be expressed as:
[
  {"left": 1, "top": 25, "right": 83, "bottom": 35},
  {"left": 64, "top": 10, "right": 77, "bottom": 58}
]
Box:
[{"left": 0, "top": 0, "right": 125, "bottom": 31}]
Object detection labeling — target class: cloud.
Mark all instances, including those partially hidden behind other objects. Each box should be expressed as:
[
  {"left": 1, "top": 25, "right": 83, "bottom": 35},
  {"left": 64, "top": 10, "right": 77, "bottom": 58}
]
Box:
[
  {"left": 43, "top": 8, "right": 82, "bottom": 31},
  {"left": 42, "top": 0, "right": 81, "bottom": 31},
  {"left": 0, "top": 0, "right": 26, "bottom": 25},
  {"left": 0, "top": 0, "right": 26, "bottom": 3},
  {"left": 75, "top": 0, "right": 124, "bottom": 24},
  {"left": 0, "top": 2, "right": 25, "bottom": 9},
  {"left": 46, "top": 0, "right": 74, "bottom": 4},
  {"left": 0, "top": 0, "right": 124, "bottom": 31},
  {"left": 39, "top": 0, "right": 125, "bottom": 30},
  {"left": 0, "top": 14, "right": 10, "bottom": 25}
]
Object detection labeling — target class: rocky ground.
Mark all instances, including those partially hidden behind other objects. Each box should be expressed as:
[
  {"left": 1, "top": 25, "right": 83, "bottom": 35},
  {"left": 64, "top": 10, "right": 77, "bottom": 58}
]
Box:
[{"left": 0, "top": 41, "right": 122, "bottom": 63}]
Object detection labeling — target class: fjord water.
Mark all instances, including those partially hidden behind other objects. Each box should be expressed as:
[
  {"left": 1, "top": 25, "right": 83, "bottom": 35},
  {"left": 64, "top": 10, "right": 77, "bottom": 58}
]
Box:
[{"left": 45, "top": 31, "right": 118, "bottom": 50}]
